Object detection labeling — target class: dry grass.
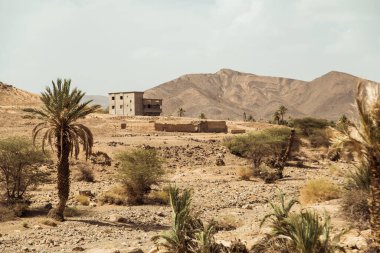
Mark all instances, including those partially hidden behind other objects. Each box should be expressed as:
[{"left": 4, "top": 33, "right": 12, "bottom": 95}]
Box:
[
  {"left": 99, "top": 185, "right": 129, "bottom": 205},
  {"left": 148, "top": 187, "right": 170, "bottom": 205},
  {"left": 75, "top": 195, "right": 90, "bottom": 206},
  {"left": 299, "top": 179, "right": 341, "bottom": 205},
  {"left": 237, "top": 167, "right": 252, "bottom": 181}
]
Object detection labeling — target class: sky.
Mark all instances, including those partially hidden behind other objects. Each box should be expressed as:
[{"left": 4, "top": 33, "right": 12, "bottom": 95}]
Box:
[{"left": 0, "top": 0, "right": 379, "bottom": 95}]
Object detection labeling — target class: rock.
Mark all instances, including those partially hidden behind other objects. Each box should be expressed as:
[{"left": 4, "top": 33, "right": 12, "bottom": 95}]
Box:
[
  {"left": 341, "top": 235, "right": 367, "bottom": 250},
  {"left": 216, "top": 158, "right": 225, "bottom": 166},
  {"left": 109, "top": 214, "right": 128, "bottom": 223},
  {"left": 79, "top": 190, "right": 93, "bottom": 197},
  {"left": 148, "top": 248, "right": 159, "bottom": 253},
  {"left": 72, "top": 246, "right": 85, "bottom": 251},
  {"left": 33, "top": 225, "right": 42, "bottom": 230},
  {"left": 126, "top": 247, "right": 144, "bottom": 253}
]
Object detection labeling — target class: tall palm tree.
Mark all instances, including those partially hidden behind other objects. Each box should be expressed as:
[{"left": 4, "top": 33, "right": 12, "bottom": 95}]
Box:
[
  {"left": 278, "top": 105, "right": 288, "bottom": 123},
  {"left": 25, "top": 79, "right": 100, "bottom": 221},
  {"left": 334, "top": 81, "right": 380, "bottom": 247}
]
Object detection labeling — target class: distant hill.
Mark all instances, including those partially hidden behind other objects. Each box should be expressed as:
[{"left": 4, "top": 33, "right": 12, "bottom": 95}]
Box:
[
  {"left": 0, "top": 82, "right": 40, "bottom": 107},
  {"left": 84, "top": 95, "right": 108, "bottom": 108},
  {"left": 145, "top": 69, "right": 378, "bottom": 120}
]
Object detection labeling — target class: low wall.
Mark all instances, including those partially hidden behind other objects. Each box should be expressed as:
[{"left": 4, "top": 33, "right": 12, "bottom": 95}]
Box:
[{"left": 154, "top": 121, "right": 227, "bottom": 133}]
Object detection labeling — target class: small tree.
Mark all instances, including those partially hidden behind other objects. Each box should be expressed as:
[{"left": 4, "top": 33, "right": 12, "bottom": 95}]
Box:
[
  {"left": 0, "top": 137, "right": 49, "bottom": 201},
  {"left": 292, "top": 117, "right": 330, "bottom": 136},
  {"left": 178, "top": 108, "right": 186, "bottom": 117},
  {"left": 199, "top": 112, "right": 206, "bottom": 119},
  {"left": 117, "top": 149, "right": 164, "bottom": 204}
]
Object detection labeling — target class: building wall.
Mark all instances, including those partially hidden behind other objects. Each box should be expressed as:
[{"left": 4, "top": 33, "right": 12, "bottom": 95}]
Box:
[{"left": 109, "top": 92, "right": 162, "bottom": 116}]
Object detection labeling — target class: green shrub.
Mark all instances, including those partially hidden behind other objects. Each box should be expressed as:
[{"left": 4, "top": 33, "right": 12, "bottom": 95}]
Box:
[
  {"left": 346, "top": 164, "right": 370, "bottom": 191},
  {"left": 270, "top": 211, "right": 346, "bottom": 253},
  {"left": 224, "top": 128, "right": 299, "bottom": 169},
  {"left": 117, "top": 149, "right": 165, "bottom": 204},
  {"left": 0, "top": 137, "right": 49, "bottom": 201},
  {"left": 290, "top": 117, "right": 330, "bottom": 136}
]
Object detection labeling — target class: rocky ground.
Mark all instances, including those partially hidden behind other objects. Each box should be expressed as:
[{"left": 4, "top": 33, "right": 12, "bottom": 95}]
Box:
[{"left": 0, "top": 111, "right": 371, "bottom": 253}]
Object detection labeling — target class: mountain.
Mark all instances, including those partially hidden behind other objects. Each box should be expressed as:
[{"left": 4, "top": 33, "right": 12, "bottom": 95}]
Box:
[
  {"left": 0, "top": 82, "right": 40, "bottom": 107},
  {"left": 84, "top": 95, "right": 108, "bottom": 108},
  {"left": 145, "top": 69, "right": 378, "bottom": 120}
]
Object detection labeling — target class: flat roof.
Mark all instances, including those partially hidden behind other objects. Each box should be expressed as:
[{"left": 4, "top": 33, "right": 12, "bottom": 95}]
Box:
[{"left": 108, "top": 91, "right": 144, "bottom": 94}]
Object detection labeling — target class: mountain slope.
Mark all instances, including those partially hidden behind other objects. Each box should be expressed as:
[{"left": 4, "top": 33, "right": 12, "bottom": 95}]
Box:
[{"left": 145, "top": 69, "right": 377, "bottom": 120}]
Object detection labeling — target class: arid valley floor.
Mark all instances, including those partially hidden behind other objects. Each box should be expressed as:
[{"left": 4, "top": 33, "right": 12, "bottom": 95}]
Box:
[{"left": 0, "top": 106, "right": 370, "bottom": 253}]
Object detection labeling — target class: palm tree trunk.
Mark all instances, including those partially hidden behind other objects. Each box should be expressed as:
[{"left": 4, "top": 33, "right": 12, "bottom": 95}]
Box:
[
  {"left": 48, "top": 133, "right": 70, "bottom": 221},
  {"left": 369, "top": 157, "right": 380, "bottom": 248}
]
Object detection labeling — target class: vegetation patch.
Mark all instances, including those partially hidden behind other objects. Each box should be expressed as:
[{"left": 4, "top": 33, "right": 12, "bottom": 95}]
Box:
[{"left": 299, "top": 179, "right": 341, "bottom": 205}]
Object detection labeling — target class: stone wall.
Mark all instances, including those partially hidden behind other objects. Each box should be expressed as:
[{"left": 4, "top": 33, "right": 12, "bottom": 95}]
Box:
[{"left": 154, "top": 121, "right": 227, "bottom": 133}]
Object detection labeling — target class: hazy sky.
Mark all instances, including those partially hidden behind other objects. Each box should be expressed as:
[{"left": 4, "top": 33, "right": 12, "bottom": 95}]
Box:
[{"left": 0, "top": 0, "right": 379, "bottom": 95}]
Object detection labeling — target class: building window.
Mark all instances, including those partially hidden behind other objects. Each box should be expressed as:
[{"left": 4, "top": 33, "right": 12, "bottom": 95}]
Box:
[
  {"left": 111, "top": 106, "right": 115, "bottom": 109},
  {"left": 120, "top": 105, "right": 123, "bottom": 109},
  {"left": 120, "top": 96, "right": 123, "bottom": 99},
  {"left": 130, "top": 109, "right": 132, "bottom": 111},
  {"left": 111, "top": 96, "right": 115, "bottom": 100},
  {"left": 130, "top": 100, "right": 132, "bottom": 103}
]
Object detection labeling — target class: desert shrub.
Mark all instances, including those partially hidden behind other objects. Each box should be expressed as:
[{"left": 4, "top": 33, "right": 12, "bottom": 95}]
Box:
[
  {"left": 99, "top": 185, "right": 129, "bottom": 205},
  {"left": 0, "top": 137, "right": 49, "bottom": 201},
  {"left": 299, "top": 179, "right": 341, "bottom": 205},
  {"left": 308, "top": 129, "right": 330, "bottom": 148},
  {"left": 346, "top": 164, "right": 370, "bottom": 191},
  {"left": 117, "top": 149, "right": 164, "bottom": 204},
  {"left": 342, "top": 189, "right": 370, "bottom": 228},
  {"left": 152, "top": 186, "right": 245, "bottom": 253},
  {"left": 270, "top": 211, "right": 346, "bottom": 253},
  {"left": 224, "top": 128, "right": 300, "bottom": 169},
  {"left": 73, "top": 163, "right": 95, "bottom": 182},
  {"left": 0, "top": 201, "right": 29, "bottom": 221},
  {"left": 148, "top": 186, "right": 170, "bottom": 205},
  {"left": 290, "top": 117, "right": 330, "bottom": 136},
  {"left": 260, "top": 191, "right": 298, "bottom": 228},
  {"left": 75, "top": 195, "right": 90, "bottom": 206},
  {"left": 341, "top": 164, "right": 370, "bottom": 228},
  {"left": 237, "top": 167, "right": 252, "bottom": 181}
]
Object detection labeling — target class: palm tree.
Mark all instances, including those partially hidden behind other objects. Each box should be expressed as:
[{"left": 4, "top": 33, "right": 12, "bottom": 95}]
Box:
[
  {"left": 273, "top": 111, "right": 281, "bottom": 124},
  {"left": 278, "top": 105, "right": 288, "bottom": 123},
  {"left": 178, "top": 108, "right": 186, "bottom": 117},
  {"left": 25, "top": 79, "right": 100, "bottom": 221},
  {"left": 334, "top": 81, "right": 380, "bottom": 247}
]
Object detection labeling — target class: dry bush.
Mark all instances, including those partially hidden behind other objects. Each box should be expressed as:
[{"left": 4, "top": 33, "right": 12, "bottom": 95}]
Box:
[
  {"left": 299, "top": 179, "right": 341, "bottom": 205},
  {"left": 99, "top": 185, "right": 128, "bottom": 205},
  {"left": 63, "top": 207, "right": 82, "bottom": 217},
  {"left": 75, "top": 195, "right": 90, "bottom": 206},
  {"left": 73, "top": 163, "right": 95, "bottom": 182},
  {"left": 308, "top": 129, "right": 330, "bottom": 148},
  {"left": 148, "top": 186, "right": 170, "bottom": 205},
  {"left": 341, "top": 189, "right": 369, "bottom": 229},
  {"left": 117, "top": 149, "right": 164, "bottom": 204},
  {"left": 0, "top": 137, "right": 49, "bottom": 201},
  {"left": 41, "top": 219, "right": 57, "bottom": 227},
  {"left": 238, "top": 167, "right": 252, "bottom": 181}
]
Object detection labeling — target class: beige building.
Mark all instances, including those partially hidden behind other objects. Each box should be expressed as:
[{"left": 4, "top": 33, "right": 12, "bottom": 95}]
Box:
[{"left": 108, "top": 92, "right": 162, "bottom": 116}]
